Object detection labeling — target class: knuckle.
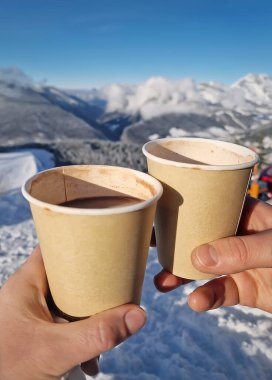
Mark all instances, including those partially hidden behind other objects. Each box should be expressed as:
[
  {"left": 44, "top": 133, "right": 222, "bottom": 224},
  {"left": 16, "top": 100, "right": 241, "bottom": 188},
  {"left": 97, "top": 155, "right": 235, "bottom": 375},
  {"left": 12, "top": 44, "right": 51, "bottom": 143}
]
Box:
[
  {"left": 90, "top": 320, "right": 116, "bottom": 353},
  {"left": 229, "top": 237, "right": 249, "bottom": 266}
]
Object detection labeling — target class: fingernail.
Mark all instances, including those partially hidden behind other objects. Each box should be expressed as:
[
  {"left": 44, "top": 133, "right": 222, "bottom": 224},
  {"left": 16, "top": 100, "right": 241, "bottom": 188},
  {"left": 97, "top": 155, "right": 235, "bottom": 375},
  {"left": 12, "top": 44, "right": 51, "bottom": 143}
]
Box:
[
  {"left": 193, "top": 245, "right": 218, "bottom": 267},
  {"left": 125, "top": 308, "right": 146, "bottom": 334}
]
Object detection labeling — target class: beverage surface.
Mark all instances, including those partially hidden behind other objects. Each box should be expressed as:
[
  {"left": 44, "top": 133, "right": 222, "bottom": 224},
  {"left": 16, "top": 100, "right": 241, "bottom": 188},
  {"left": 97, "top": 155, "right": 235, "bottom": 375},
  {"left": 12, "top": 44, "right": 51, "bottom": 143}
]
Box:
[{"left": 59, "top": 196, "right": 143, "bottom": 209}]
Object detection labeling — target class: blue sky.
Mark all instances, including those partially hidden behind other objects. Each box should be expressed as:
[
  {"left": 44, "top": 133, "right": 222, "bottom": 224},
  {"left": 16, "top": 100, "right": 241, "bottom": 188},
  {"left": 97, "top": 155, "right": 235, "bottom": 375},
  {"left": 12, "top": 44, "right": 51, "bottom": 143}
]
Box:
[{"left": 0, "top": 0, "right": 272, "bottom": 88}]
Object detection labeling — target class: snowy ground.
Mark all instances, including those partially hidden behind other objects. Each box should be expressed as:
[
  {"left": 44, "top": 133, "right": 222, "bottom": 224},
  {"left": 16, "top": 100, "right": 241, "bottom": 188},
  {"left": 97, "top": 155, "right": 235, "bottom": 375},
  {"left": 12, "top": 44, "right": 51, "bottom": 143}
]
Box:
[{"left": 1, "top": 150, "right": 272, "bottom": 379}]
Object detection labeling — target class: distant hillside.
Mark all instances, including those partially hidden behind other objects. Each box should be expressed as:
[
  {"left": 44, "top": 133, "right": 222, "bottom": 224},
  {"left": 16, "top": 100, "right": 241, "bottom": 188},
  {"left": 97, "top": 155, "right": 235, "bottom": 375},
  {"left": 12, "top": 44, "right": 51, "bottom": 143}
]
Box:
[
  {"left": 0, "top": 81, "right": 106, "bottom": 146},
  {"left": 51, "top": 139, "right": 146, "bottom": 171},
  {"left": 121, "top": 112, "right": 254, "bottom": 144},
  {"left": 121, "top": 111, "right": 272, "bottom": 164},
  {"left": 0, "top": 139, "right": 147, "bottom": 172}
]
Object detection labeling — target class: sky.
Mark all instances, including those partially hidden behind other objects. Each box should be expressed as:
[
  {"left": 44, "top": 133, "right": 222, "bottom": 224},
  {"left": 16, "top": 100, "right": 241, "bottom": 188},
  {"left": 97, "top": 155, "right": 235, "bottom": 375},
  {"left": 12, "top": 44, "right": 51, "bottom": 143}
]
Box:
[{"left": 0, "top": 0, "right": 272, "bottom": 89}]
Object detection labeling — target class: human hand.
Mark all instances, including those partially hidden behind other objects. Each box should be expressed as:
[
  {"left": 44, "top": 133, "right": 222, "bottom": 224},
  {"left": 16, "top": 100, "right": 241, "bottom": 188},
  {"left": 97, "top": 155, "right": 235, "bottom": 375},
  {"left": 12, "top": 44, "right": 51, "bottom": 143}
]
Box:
[
  {"left": 0, "top": 247, "right": 146, "bottom": 380},
  {"left": 154, "top": 197, "right": 272, "bottom": 313}
]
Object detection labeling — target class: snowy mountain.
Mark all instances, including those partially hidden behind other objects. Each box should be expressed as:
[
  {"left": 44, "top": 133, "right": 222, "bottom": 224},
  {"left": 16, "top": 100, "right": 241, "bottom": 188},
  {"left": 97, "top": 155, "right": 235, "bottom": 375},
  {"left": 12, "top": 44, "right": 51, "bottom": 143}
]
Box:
[
  {"left": 232, "top": 73, "right": 272, "bottom": 107},
  {"left": 0, "top": 66, "right": 33, "bottom": 88},
  {"left": 0, "top": 68, "right": 272, "bottom": 151},
  {"left": 70, "top": 74, "right": 272, "bottom": 159},
  {"left": 85, "top": 74, "right": 272, "bottom": 118},
  {"left": 0, "top": 74, "right": 106, "bottom": 146}
]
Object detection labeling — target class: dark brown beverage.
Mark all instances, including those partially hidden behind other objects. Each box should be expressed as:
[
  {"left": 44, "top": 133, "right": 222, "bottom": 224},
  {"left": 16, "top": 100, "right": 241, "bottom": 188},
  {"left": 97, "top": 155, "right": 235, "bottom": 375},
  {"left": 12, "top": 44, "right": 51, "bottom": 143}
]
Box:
[{"left": 59, "top": 195, "right": 143, "bottom": 209}]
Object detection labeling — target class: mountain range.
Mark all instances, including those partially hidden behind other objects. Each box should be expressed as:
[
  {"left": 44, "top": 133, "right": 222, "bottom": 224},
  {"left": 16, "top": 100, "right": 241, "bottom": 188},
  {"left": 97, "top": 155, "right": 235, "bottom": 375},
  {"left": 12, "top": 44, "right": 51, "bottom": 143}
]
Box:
[{"left": 0, "top": 68, "right": 271, "bottom": 165}]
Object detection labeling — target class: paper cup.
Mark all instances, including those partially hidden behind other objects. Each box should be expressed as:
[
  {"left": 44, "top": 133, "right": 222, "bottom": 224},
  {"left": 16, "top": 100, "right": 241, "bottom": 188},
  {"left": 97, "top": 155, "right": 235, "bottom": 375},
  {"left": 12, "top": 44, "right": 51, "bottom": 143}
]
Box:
[
  {"left": 143, "top": 138, "right": 259, "bottom": 280},
  {"left": 22, "top": 165, "right": 162, "bottom": 318}
]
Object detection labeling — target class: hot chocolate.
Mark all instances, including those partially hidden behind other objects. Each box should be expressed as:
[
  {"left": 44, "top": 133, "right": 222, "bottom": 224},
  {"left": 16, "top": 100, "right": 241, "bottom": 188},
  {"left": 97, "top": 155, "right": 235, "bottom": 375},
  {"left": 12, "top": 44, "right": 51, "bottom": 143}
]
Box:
[{"left": 59, "top": 195, "right": 143, "bottom": 209}]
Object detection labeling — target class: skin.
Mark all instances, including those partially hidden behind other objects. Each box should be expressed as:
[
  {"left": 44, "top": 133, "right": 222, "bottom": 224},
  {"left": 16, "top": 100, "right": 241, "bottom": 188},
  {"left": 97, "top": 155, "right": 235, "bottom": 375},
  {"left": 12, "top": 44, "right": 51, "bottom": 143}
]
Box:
[
  {"left": 0, "top": 247, "right": 146, "bottom": 380},
  {"left": 154, "top": 197, "right": 272, "bottom": 313}
]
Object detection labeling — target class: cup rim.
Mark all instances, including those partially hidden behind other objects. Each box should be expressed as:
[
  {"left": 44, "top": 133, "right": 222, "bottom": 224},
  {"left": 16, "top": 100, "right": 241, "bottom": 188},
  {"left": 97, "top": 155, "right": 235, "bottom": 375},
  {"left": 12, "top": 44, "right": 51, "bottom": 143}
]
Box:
[
  {"left": 22, "top": 165, "right": 163, "bottom": 215},
  {"left": 142, "top": 137, "right": 259, "bottom": 171}
]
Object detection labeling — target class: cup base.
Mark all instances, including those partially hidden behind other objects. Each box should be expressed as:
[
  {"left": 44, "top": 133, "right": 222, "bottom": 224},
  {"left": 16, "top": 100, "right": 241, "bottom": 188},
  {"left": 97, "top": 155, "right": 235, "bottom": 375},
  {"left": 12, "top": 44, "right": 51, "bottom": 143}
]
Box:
[{"left": 164, "top": 266, "right": 217, "bottom": 281}]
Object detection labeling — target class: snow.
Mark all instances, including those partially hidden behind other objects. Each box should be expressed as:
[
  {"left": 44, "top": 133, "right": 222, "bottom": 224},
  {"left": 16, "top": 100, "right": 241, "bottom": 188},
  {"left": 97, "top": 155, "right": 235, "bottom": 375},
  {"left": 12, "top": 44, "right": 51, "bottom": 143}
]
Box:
[
  {"left": 0, "top": 66, "right": 33, "bottom": 87},
  {"left": 101, "top": 77, "right": 206, "bottom": 119},
  {"left": 0, "top": 152, "right": 37, "bottom": 194},
  {"left": 95, "top": 74, "right": 272, "bottom": 120},
  {"left": 1, "top": 149, "right": 272, "bottom": 379},
  {"left": 232, "top": 74, "right": 272, "bottom": 106},
  {"left": 49, "top": 87, "right": 79, "bottom": 105},
  {"left": 224, "top": 125, "right": 240, "bottom": 134},
  {"left": 263, "top": 152, "right": 272, "bottom": 166},
  {"left": 168, "top": 128, "right": 189, "bottom": 138},
  {"left": 207, "top": 126, "right": 228, "bottom": 137},
  {"left": 263, "top": 136, "right": 272, "bottom": 149},
  {"left": 148, "top": 134, "right": 160, "bottom": 140},
  {"left": 0, "top": 149, "right": 55, "bottom": 227},
  {"left": 108, "top": 124, "right": 120, "bottom": 132}
]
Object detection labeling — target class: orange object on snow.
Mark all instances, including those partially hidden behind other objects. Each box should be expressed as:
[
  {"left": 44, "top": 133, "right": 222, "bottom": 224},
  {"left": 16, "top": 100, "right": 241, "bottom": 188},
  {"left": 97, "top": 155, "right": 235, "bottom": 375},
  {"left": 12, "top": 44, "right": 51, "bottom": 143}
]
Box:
[{"left": 249, "top": 180, "right": 260, "bottom": 198}]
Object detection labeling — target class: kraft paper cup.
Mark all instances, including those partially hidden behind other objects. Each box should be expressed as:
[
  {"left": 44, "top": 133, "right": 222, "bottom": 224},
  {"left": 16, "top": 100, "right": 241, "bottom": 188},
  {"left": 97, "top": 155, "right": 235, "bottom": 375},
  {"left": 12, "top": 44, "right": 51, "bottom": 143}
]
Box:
[
  {"left": 143, "top": 138, "right": 259, "bottom": 280},
  {"left": 22, "top": 165, "right": 162, "bottom": 318}
]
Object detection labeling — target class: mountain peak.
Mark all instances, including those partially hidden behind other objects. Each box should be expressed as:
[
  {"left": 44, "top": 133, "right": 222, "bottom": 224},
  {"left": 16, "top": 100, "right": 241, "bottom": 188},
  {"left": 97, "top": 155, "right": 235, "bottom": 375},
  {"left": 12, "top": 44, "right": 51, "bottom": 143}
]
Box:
[
  {"left": 231, "top": 73, "right": 272, "bottom": 105},
  {"left": 232, "top": 73, "right": 272, "bottom": 87},
  {"left": 0, "top": 66, "right": 33, "bottom": 88}
]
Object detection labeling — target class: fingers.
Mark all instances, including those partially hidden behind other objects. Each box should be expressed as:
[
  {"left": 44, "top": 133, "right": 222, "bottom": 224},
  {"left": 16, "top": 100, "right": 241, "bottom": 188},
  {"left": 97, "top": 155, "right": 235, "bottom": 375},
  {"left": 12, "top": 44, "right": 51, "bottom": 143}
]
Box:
[
  {"left": 187, "top": 276, "right": 239, "bottom": 312},
  {"left": 239, "top": 196, "right": 272, "bottom": 234},
  {"left": 21, "top": 245, "right": 44, "bottom": 273},
  {"left": 154, "top": 271, "right": 240, "bottom": 312},
  {"left": 191, "top": 230, "right": 272, "bottom": 275},
  {"left": 54, "top": 304, "right": 146, "bottom": 372},
  {"left": 154, "top": 270, "right": 191, "bottom": 292}
]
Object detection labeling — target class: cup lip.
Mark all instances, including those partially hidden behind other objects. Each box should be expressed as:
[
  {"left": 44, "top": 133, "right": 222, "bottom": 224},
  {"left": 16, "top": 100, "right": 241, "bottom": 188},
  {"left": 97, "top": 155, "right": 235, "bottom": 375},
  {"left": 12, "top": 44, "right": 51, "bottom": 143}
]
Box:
[
  {"left": 142, "top": 137, "right": 259, "bottom": 171},
  {"left": 22, "top": 165, "right": 163, "bottom": 215}
]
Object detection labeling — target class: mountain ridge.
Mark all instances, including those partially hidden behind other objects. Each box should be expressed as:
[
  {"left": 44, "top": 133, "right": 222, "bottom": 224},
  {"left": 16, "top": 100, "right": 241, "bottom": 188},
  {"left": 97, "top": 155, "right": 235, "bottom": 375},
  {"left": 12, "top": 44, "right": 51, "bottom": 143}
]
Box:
[{"left": 0, "top": 68, "right": 271, "bottom": 166}]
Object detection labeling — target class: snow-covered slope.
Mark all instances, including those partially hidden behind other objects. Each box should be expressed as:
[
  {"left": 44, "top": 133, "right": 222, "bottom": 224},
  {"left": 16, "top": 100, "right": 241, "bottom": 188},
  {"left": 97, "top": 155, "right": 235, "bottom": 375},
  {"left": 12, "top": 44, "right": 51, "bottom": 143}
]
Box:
[
  {"left": 0, "top": 152, "right": 37, "bottom": 194},
  {"left": 0, "top": 149, "right": 54, "bottom": 226},
  {"left": 0, "top": 79, "right": 106, "bottom": 146}
]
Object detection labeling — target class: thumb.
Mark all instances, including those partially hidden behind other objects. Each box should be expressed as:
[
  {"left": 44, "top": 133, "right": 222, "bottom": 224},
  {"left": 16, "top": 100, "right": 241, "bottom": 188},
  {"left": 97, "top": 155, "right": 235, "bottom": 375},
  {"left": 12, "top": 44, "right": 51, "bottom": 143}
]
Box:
[
  {"left": 191, "top": 230, "right": 272, "bottom": 275},
  {"left": 50, "top": 304, "right": 146, "bottom": 375}
]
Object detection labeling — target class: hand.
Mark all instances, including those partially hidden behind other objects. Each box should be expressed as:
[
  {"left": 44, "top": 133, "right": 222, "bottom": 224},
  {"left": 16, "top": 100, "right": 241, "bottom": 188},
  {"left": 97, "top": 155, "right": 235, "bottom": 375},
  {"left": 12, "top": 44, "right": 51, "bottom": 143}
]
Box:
[
  {"left": 154, "top": 197, "right": 272, "bottom": 313},
  {"left": 0, "top": 247, "right": 146, "bottom": 380}
]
